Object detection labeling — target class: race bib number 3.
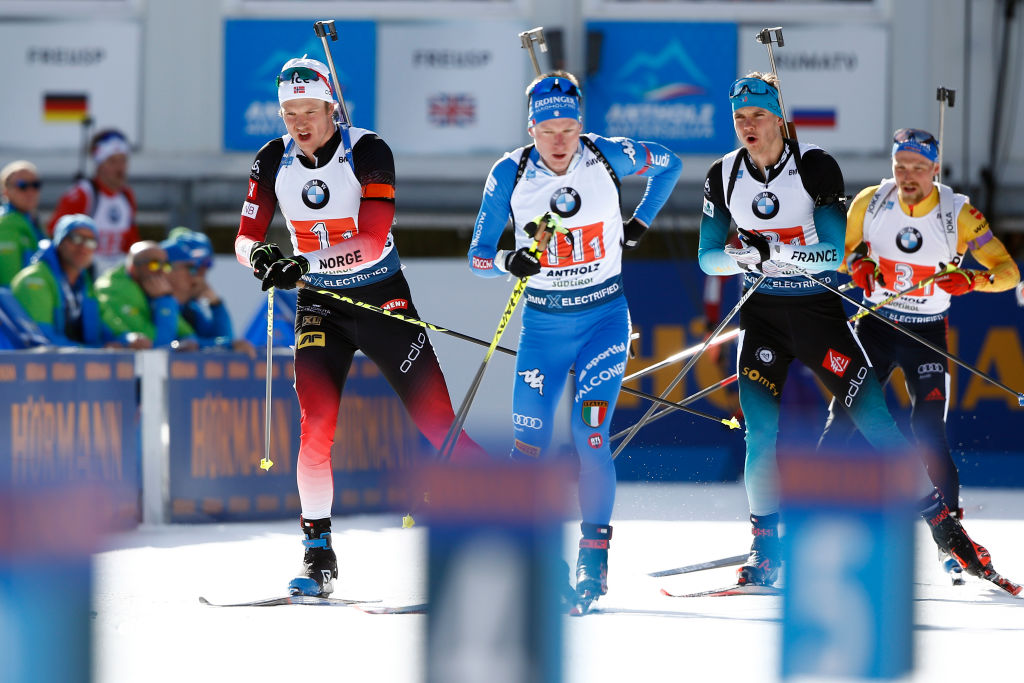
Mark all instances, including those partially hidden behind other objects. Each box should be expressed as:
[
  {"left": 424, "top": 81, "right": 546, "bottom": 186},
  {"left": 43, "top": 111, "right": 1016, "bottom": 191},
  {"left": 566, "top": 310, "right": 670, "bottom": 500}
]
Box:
[{"left": 878, "top": 257, "right": 937, "bottom": 295}]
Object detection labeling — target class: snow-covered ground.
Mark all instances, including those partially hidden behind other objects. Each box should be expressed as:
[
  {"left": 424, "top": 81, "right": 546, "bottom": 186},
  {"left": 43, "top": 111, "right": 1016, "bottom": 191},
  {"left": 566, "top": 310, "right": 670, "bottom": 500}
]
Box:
[{"left": 92, "top": 482, "right": 1024, "bottom": 683}]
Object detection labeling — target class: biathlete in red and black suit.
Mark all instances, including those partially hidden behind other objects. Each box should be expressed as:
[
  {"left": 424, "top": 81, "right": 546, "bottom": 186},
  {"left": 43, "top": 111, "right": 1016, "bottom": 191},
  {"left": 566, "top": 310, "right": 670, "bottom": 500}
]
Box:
[{"left": 234, "top": 57, "right": 488, "bottom": 598}]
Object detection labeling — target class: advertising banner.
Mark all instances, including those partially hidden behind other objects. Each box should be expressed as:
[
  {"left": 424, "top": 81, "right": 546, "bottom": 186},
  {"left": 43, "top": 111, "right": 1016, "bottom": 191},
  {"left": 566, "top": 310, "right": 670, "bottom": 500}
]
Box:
[
  {"left": 223, "top": 20, "right": 376, "bottom": 152},
  {"left": 166, "top": 353, "right": 429, "bottom": 522},
  {"left": 377, "top": 21, "right": 530, "bottom": 154},
  {"left": 584, "top": 22, "right": 738, "bottom": 154},
  {"left": 738, "top": 24, "right": 889, "bottom": 153},
  {"left": 0, "top": 352, "right": 140, "bottom": 520},
  {"left": 0, "top": 22, "right": 141, "bottom": 150}
]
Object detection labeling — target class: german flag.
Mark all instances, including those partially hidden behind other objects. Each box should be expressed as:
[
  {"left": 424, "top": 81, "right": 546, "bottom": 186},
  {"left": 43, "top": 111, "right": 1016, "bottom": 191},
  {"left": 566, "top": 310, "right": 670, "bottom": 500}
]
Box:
[{"left": 43, "top": 93, "right": 89, "bottom": 123}]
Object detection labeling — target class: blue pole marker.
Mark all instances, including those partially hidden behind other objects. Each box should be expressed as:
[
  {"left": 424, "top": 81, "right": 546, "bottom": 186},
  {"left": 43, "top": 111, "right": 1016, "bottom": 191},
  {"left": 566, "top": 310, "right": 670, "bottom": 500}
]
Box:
[
  {"left": 0, "top": 484, "right": 111, "bottom": 683},
  {"left": 421, "top": 461, "right": 569, "bottom": 683},
  {"left": 779, "top": 448, "right": 919, "bottom": 680}
]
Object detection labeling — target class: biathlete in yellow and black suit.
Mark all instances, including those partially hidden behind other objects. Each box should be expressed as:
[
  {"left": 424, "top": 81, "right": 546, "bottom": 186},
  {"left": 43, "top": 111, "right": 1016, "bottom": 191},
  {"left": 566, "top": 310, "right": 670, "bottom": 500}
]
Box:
[{"left": 820, "top": 127, "right": 1019, "bottom": 521}]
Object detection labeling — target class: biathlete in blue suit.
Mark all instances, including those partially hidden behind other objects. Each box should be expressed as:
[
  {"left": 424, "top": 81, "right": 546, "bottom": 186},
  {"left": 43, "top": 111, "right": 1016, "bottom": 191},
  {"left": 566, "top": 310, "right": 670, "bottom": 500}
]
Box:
[{"left": 468, "top": 71, "right": 681, "bottom": 608}]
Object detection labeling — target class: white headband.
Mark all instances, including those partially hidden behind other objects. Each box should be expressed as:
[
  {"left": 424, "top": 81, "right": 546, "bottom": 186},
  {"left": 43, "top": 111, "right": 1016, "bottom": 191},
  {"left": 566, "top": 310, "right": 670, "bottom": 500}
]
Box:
[{"left": 93, "top": 137, "right": 130, "bottom": 164}]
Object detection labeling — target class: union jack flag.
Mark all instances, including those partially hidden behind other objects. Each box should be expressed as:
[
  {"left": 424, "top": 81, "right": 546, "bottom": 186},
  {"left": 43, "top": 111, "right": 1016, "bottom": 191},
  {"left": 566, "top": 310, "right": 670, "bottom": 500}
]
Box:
[{"left": 428, "top": 93, "right": 476, "bottom": 127}]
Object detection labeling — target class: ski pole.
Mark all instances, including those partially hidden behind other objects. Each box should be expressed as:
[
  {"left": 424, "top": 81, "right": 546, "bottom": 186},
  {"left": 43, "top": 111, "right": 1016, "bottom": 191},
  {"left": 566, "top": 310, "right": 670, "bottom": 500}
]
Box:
[
  {"left": 610, "top": 373, "right": 737, "bottom": 445},
  {"left": 295, "top": 282, "right": 739, "bottom": 427},
  {"left": 624, "top": 329, "right": 739, "bottom": 383},
  {"left": 848, "top": 264, "right": 956, "bottom": 323},
  {"left": 793, "top": 266, "right": 1024, "bottom": 406},
  {"left": 438, "top": 214, "right": 562, "bottom": 460},
  {"left": 260, "top": 288, "right": 275, "bottom": 471},
  {"left": 612, "top": 275, "right": 767, "bottom": 458}
]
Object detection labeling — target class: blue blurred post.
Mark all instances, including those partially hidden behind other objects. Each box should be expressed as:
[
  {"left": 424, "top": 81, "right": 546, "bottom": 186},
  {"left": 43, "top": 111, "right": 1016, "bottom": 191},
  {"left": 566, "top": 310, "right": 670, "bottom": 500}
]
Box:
[
  {"left": 0, "top": 484, "right": 110, "bottom": 683},
  {"left": 779, "top": 447, "right": 918, "bottom": 680},
  {"left": 422, "top": 461, "right": 569, "bottom": 683}
]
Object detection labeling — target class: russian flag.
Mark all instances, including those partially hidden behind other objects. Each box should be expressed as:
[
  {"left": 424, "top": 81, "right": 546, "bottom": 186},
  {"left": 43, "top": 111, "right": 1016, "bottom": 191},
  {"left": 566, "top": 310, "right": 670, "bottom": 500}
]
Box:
[{"left": 791, "top": 108, "right": 836, "bottom": 128}]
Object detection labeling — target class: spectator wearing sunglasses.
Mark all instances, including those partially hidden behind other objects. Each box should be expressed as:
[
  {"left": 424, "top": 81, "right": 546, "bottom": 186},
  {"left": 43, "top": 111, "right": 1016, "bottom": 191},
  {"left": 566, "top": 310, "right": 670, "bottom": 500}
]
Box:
[
  {"left": 468, "top": 70, "right": 682, "bottom": 613},
  {"left": 163, "top": 227, "right": 256, "bottom": 357},
  {"left": 698, "top": 73, "right": 1003, "bottom": 590},
  {"left": 48, "top": 129, "right": 139, "bottom": 272},
  {"left": 96, "top": 240, "right": 196, "bottom": 349},
  {"left": 9, "top": 213, "right": 115, "bottom": 347},
  {"left": 0, "top": 160, "right": 47, "bottom": 286},
  {"left": 819, "top": 128, "right": 1019, "bottom": 578}
]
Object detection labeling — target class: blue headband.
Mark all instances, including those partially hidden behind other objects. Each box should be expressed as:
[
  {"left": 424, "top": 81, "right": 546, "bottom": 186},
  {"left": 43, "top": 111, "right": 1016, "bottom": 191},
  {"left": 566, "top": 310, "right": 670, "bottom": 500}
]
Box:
[
  {"left": 892, "top": 128, "right": 939, "bottom": 163},
  {"left": 528, "top": 76, "right": 581, "bottom": 128},
  {"left": 728, "top": 78, "right": 783, "bottom": 119}
]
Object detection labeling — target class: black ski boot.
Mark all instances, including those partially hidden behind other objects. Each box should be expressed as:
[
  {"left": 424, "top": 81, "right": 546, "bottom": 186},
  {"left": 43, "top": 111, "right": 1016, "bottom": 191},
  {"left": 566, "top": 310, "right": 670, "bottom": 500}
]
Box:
[
  {"left": 921, "top": 491, "right": 993, "bottom": 579},
  {"left": 938, "top": 506, "right": 965, "bottom": 585},
  {"left": 573, "top": 523, "right": 611, "bottom": 615},
  {"left": 288, "top": 517, "right": 338, "bottom": 597},
  {"left": 737, "top": 513, "right": 781, "bottom": 587}
]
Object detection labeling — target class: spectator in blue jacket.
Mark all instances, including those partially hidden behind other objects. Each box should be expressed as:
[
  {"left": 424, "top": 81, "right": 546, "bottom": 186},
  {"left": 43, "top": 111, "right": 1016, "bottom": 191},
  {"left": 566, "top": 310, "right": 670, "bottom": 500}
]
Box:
[
  {"left": 10, "top": 214, "right": 117, "bottom": 347},
  {"left": 162, "top": 227, "right": 255, "bottom": 357}
]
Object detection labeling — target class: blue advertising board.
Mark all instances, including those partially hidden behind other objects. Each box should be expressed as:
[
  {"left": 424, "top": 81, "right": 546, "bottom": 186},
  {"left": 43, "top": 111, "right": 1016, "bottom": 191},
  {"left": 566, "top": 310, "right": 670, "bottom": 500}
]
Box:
[
  {"left": 584, "top": 22, "right": 738, "bottom": 154},
  {"left": 223, "top": 20, "right": 376, "bottom": 151},
  {"left": 0, "top": 351, "right": 140, "bottom": 521},
  {"left": 166, "top": 353, "right": 430, "bottom": 522},
  {"left": 613, "top": 261, "right": 1024, "bottom": 485}
]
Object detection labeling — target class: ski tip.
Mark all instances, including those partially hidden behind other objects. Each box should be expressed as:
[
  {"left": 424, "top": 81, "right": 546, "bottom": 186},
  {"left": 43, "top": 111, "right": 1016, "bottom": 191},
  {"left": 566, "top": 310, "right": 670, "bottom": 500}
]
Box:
[
  {"left": 659, "top": 588, "right": 673, "bottom": 596},
  {"left": 198, "top": 596, "right": 211, "bottom": 605}
]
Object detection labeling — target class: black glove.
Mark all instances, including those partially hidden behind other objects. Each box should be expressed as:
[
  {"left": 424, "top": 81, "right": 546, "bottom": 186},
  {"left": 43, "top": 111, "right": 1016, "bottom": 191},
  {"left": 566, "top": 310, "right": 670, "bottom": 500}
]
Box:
[
  {"left": 621, "top": 217, "right": 648, "bottom": 250},
  {"left": 523, "top": 211, "right": 560, "bottom": 238},
  {"left": 250, "top": 242, "right": 283, "bottom": 280},
  {"left": 261, "top": 256, "right": 310, "bottom": 291},
  {"left": 736, "top": 228, "right": 771, "bottom": 263},
  {"left": 504, "top": 247, "right": 542, "bottom": 279}
]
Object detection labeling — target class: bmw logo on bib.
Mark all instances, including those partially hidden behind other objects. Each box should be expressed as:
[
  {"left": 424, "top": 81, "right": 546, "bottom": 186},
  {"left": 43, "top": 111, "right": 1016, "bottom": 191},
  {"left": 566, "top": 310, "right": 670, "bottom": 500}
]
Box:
[
  {"left": 302, "top": 179, "right": 330, "bottom": 209},
  {"left": 752, "top": 191, "right": 780, "bottom": 219},
  {"left": 896, "top": 226, "right": 923, "bottom": 253},
  {"left": 550, "top": 187, "right": 581, "bottom": 218}
]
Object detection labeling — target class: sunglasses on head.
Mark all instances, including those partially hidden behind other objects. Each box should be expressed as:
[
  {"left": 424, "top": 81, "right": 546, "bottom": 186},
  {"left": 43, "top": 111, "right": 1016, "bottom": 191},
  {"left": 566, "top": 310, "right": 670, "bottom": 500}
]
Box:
[
  {"left": 66, "top": 233, "right": 98, "bottom": 249},
  {"left": 729, "top": 78, "right": 777, "bottom": 98},
  {"left": 531, "top": 77, "right": 580, "bottom": 99},
  {"left": 893, "top": 128, "right": 937, "bottom": 145},
  {"left": 277, "top": 66, "right": 329, "bottom": 89},
  {"left": 12, "top": 179, "right": 42, "bottom": 191}
]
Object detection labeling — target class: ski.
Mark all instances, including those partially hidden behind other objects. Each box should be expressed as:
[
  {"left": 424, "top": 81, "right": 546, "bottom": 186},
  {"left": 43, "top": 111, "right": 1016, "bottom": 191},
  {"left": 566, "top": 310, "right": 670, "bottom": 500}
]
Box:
[
  {"left": 648, "top": 554, "right": 748, "bottom": 578},
  {"left": 355, "top": 603, "right": 428, "bottom": 615},
  {"left": 198, "top": 595, "right": 380, "bottom": 608},
  {"left": 660, "top": 584, "right": 781, "bottom": 598},
  {"left": 982, "top": 572, "right": 1022, "bottom": 597}
]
